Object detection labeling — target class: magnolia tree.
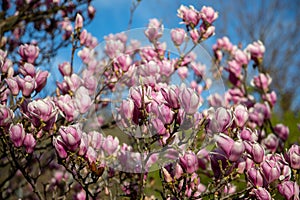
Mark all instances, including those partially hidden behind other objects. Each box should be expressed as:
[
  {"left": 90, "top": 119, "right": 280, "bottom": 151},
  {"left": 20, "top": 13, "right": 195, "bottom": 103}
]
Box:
[{"left": 0, "top": 1, "right": 299, "bottom": 200}]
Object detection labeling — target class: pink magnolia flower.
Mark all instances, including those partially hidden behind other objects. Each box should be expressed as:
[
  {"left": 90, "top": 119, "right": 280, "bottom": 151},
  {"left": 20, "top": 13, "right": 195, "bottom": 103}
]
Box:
[
  {"left": 88, "top": 131, "right": 104, "bottom": 150},
  {"left": 200, "top": 25, "right": 215, "bottom": 39},
  {"left": 65, "top": 74, "right": 82, "bottom": 92},
  {"left": 179, "top": 85, "right": 201, "bottom": 114},
  {"left": 1, "top": 59, "right": 13, "bottom": 74},
  {"left": 19, "top": 44, "right": 39, "bottom": 64},
  {"left": 274, "top": 124, "right": 289, "bottom": 141},
  {"left": 74, "top": 86, "right": 92, "bottom": 114},
  {"left": 215, "top": 133, "right": 245, "bottom": 162},
  {"left": 189, "top": 28, "right": 200, "bottom": 43},
  {"left": 262, "top": 91, "right": 277, "bottom": 107},
  {"left": 239, "top": 128, "right": 258, "bottom": 142},
  {"left": 249, "top": 102, "right": 271, "bottom": 127},
  {"left": 234, "top": 49, "right": 249, "bottom": 65},
  {"left": 115, "top": 54, "right": 132, "bottom": 72},
  {"left": 23, "top": 133, "right": 36, "bottom": 153},
  {"left": 161, "top": 86, "right": 180, "bottom": 109},
  {"left": 104, "top": 39, "right": 125, "bottom": 59},
  {"left": 262, "top": 133, "right": 279, "bottom": 153},
  {"left": 245, "top": 142, "right": 265, "bottom": 163},
  {"left": 130, "top": 86, "right": 152, "bottom": 109},
  {"left": 86, "top": 146, "right": 97, "bottom": 163},
  {"left": 171, "top": 28, "right": 186, "bottom": 46},
  {"left": 278, "top": 181, "right": 299, "bottom": 200},
  {"left": 119, "top": 99, "right": 135, "bottom": 121},
  {"left": 251, "top": 73, "right": 272, "bottom": 92},
  {"left": 53, "top": 136, "right": 68, "bottom": 158},
  {"left": 9, "top": 123, "right": 25, "bottom": 147},
  {"left": 177, "top": 5, "right": 200, "bottom": 27},
  {"left": 177, "top": 66, "right": 188, "bottom": 79},
  {"left": 247, "top": 167, "right": 264, "bottom": 187},
  {"left": 200, "top": 6, "right": 218, "bottom": 24},
  {"left": 180, "top": 151, "right": 199, "bottom": 174},
  {"left": 227, "top": 60, "right": 242, "bottom": 77},
  {"left": 158, "top": 104, "right": 174, "bottom": 125},
  {"left": 56, "top": 94, "right": 79, "bottom": 122},
  {"left": 19, "top": 62, "right": 36, "bottom": 77},
  {"left": 253, "top": 187, "right": 272, "bottom": 200},
  {"left": 59, "top": 124, "right": 82, "bottom": 151},
  {"left": 0, "top": 105, "right": 14, "bottom": 127},
  {"left": 150, "top": 118, "right": 166, "bottom": 136},
  {"left": 35, "top": 70, "right": 49, "bottom": 93},
  {"left": 261, "top": 160, "right": 281, "bottom": 183},
  {"left": 58, "top": 62, "right": 72, "bottom": 76},
  {"left": 144, "top": 18, "right": 163, "bottom": 42},
  {"left": 286, "top": 144, "right": 300, "bottom": 170},
  {"left": 5, "top": 77, "right": 19, "bottom": 96},
  {"left": 17, "top": 75, "right": 36, "bottom": 97},
  {"left": 27, "top": 97, "right": 57, "bottom": 129},
  {"left": 102, "top": 135, "right": 119, "bottom": 155},
  {"left": 246, "top": 40, "right": 265, "bottom": 63},
  {"left": 234, "top": 104, "right": 249, "bottom": 127}
]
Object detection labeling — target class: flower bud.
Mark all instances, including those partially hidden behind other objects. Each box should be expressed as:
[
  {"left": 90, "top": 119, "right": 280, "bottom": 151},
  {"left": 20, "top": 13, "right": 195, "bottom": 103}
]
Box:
[
  {"left": 247, "top": 167, "right": 264, "bottom": 187},
  {"left": 75, "top": 13, "right": 83, "bottom": 30},
  {"left": 239, "top": 128, "right": 258, "bottom": 142},
  {"left": 35, "top": 70, "right": 48, "bottom": 93},
  {"left": 278, "top": 181, "right": 299, "bottom": 200},
  {"left": 250, "top": 142, "right": 265, "bottom": 163},
  {"left": 286, "top": 144, "right": 300, "bottom": 170},
  {"left": 23, "top": 133, "right": 36, "bottom": 153},
  {"left": 234, "top": 49, "right": 249, "bottom": 65},
  {"left": 158, "top": 104, "right": 174, "bottom": 125},
  {"left": 9, "top": 124, "right": 25, "bottom": 147},
  {"left": 74, "top": 86, "right": 92, "bottom": 114},
  {"left": 234, "top": 104, "right": 249, "bottom": 127},
  {"left": 6, "top": 78, "right": 19, "bottom": 96},
  {"left": 215, "top": 107, "right": 233, "bottom": 132},
  {"left": 189, "top": 29, "right": 200, "bottom": 43},
  {"left": 162, "top": 167, "right": 172, "bottom": 183},
  {"left": 179, "top": 151, "right": 199, "bottom": 174},
  {"left": 215, "top": 133, "right": 244, "bottom": 162},
  {"left": 171, "top": 28, "right": 186, "bottom": 46},
  {"left": 0, "top": 105, "right": 14, "bottom": 127},
  {"left": 179, "top": 85, "right": 201, "bottom": 115},
  {"left": 58, "top": 62, "right": 72, "bottom": 76},
  {"left": 161, "top": 86, "right": 180, "bottom": 109},
  {"left": 88, "top": 5, "right": 96, "bottom": 19},
  {"left": 262, "top": 133, "right": 279, "bottom": 153},
  {"left": 274, "top": 124, "right": 289, "bottom": 141},
  {"left": 177, "top": 66, "right": 188, "bottom": 79},
  {"left": 253, "top": 187, "right": 271, "bottom": 200},
  {"left": 53, "top": 136, "right": 67, "bottom": 158}
]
